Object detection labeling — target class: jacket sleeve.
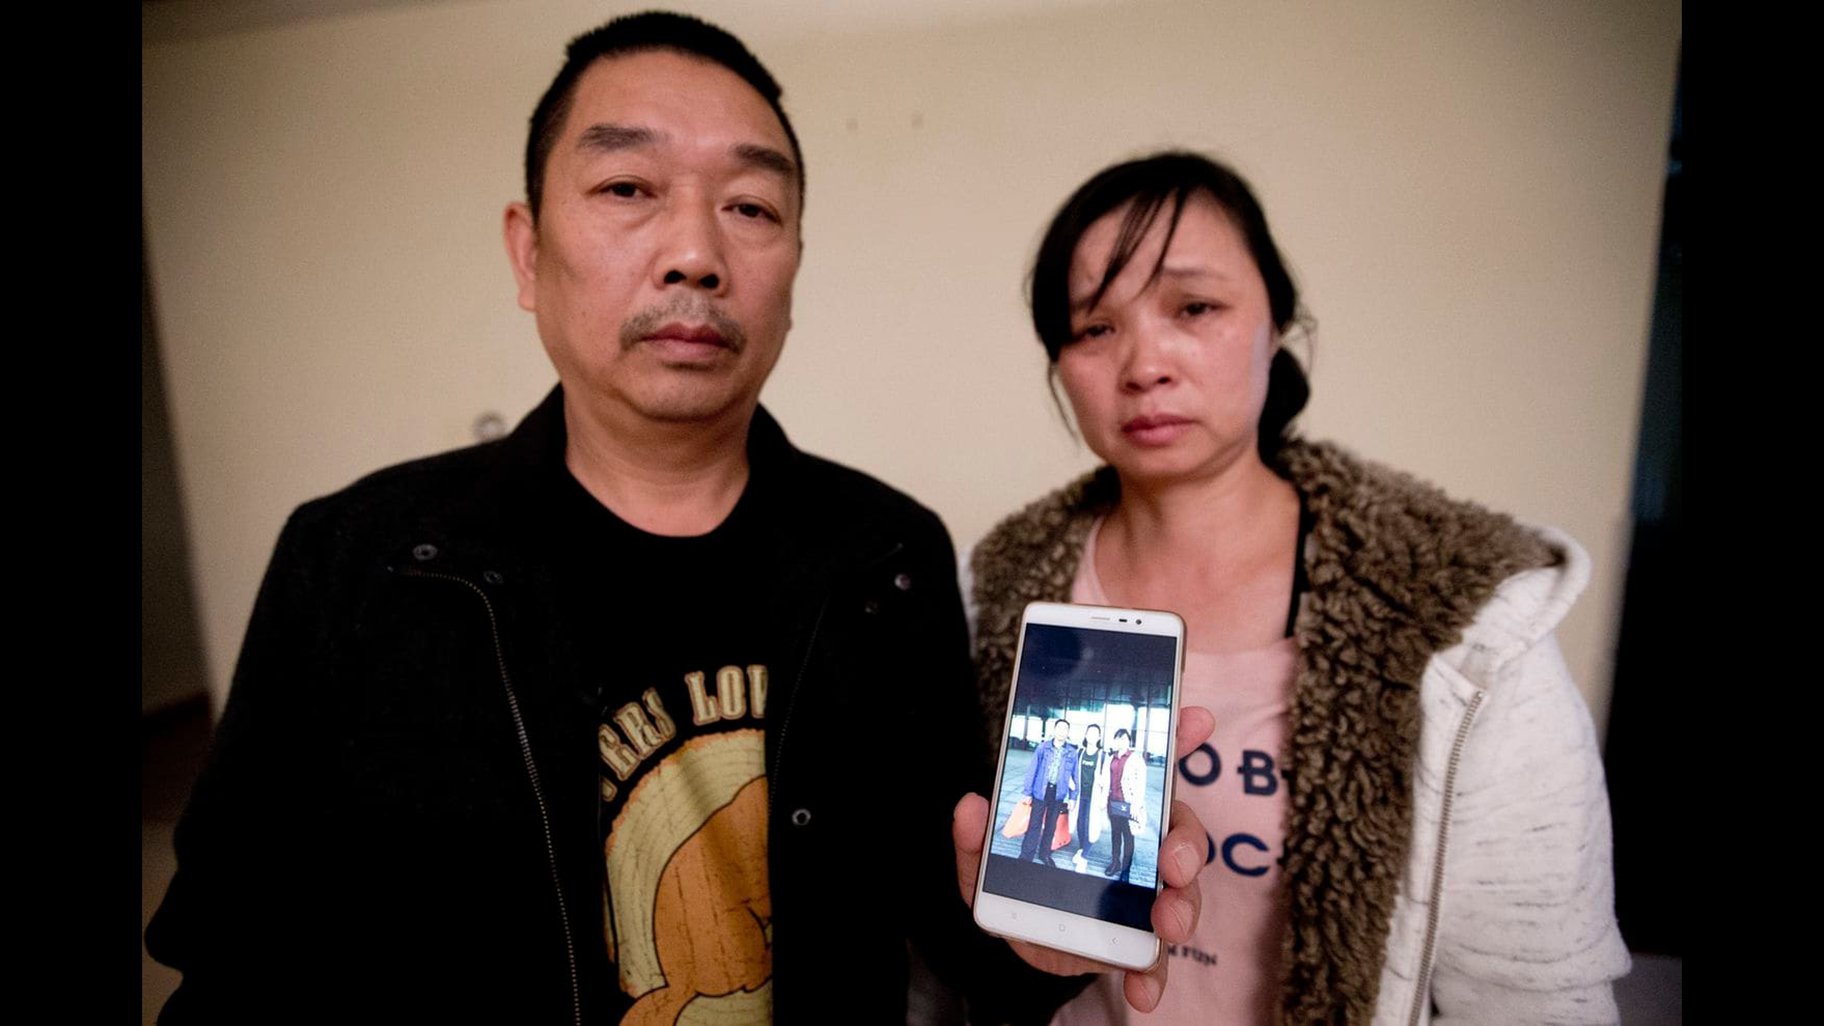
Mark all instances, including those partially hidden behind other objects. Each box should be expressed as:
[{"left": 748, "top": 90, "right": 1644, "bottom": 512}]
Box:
[
  {"left": 1122, "top": 757, "right": 1147, "bottom": 834},
  {"left": 906, "top": 519, "right": 1091, "bottom": 1025},
  {"left": 144, "top": 505, "right": 345, "bottom": 1022},
  {"left": 1427, "top": 633, "right": 1631, "bottom": 1026},
  {"left": 1087, "top": 757, "right": 1109, "bottom": 844}
]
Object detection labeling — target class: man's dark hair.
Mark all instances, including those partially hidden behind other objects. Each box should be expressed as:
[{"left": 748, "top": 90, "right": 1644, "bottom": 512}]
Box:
[
  {"left": 1054, "top": 717, "right": 1071, "bottom": 730},
  {"left": 523, "top": 10, "right": 804, "bottom": 219},
  {"left": 1028, "top": 151, "right": 1310, "bottom": 462}
]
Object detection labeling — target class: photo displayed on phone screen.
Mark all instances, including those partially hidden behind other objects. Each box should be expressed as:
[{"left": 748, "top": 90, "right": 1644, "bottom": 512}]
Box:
[{"left": 981, "top": 621, "right": 1177, "bottom": 932}]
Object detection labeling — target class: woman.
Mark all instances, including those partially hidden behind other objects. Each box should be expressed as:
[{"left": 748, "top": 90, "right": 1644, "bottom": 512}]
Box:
[
  {"left": 1068, "top": 722, "right": 1105, "bottom": 873},
  {"left": 1087, "top": 727, "right": 1148, "bottom": 882},
  {"left": 968, "top": 152, "right": 1628, "bottom": 1024}
]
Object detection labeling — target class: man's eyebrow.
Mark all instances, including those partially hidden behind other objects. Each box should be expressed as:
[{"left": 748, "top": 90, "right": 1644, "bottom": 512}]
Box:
[
  {"left": 573, "top": 126, "right": 796, "bottom": 186},
  {"left": 576, "top": 123, "right": 660, "bottom": 153},
  {"left": 733, "top": 142, "right": 798, "bottom": 183}
]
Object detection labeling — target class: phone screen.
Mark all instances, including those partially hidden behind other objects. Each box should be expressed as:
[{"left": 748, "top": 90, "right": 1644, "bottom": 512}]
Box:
[{"left": 981, "top": 621, "right": 1179, "bottom": 932}]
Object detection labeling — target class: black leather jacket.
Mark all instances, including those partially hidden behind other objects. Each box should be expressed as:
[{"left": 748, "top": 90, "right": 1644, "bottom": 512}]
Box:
[{"left": 148, "top": 387, "right": 1050, "bottom": 1024}]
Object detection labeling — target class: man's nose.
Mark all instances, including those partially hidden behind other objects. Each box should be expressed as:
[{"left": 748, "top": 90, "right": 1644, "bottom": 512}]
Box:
[{"left": 656, "top": 198, "right": 727, "bottom": 292}]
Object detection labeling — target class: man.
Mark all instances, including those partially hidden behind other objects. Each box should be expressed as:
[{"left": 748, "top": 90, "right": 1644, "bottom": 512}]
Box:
[
  {"left": 145, "top": 12, "right": 1047, "bottom": 1024},
  {"left": 149, "top": 12, "right": 1216, "bottom": 1022},
  {"left": 1018, "top": 717, "right": 1081, "bottom": 867}
]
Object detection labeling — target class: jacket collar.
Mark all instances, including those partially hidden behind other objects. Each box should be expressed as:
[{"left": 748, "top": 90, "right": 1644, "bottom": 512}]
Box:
[
  {"left": 436, "top": 384, "right": 825, "bottom": 554},
  {"left": 484, "top": 382, "right": 803, "bottom": 493},
  {"left": 441, "top": 380, "right": 905, "bottom": 650}
]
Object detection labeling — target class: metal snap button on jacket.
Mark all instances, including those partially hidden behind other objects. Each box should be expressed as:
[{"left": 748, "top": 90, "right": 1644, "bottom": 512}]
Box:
[
  {"left": 894, "top": 572, "right": 912, "bottom": 591},
  {"left": 790, "top": 808, "right": 812, "bottom": 827},
  {"left": 412, "top": 543, "right": 438, "bottom": 561}
]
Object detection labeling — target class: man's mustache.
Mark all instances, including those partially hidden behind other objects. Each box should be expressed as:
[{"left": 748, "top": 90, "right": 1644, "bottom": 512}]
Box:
[{"left": 620, "top": 300, "right": 748, "bottom": 353}]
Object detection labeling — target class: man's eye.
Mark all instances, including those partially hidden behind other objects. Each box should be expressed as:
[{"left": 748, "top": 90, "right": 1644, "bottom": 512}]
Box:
[
  {"left": 731, "top": 202, "right": 778, "bottom": 222},
  {"left": 601, "top": 181, "right": 643, "bottom": 198}
]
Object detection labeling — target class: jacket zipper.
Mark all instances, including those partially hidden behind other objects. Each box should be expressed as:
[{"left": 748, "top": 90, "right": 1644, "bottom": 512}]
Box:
[
  {"left": 768, "top": 542, "right": 902, "bottom": 813},
  {"left": 1406, "top": 688, "right": 1484, "bottom": 1026},
  {"left": 768, "top": 596, "right": 829, "bottom": 810},
  {"left": 402, "top": 568, "right": 582, "bottom": 1026}
]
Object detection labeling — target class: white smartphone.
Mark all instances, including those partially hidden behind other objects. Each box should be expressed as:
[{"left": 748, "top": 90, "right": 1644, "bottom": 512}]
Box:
[{"left": 972, "top": 601, "right": 1186, "bottom": 971}]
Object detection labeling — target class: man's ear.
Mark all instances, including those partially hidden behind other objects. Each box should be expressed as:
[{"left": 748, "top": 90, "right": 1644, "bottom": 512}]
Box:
[{"left": 503, "top": 201, "right": 539, "bottom": 313}]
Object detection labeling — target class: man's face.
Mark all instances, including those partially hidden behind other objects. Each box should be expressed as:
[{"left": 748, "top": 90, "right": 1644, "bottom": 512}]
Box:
[
  {"left": 505, "top": 50, "right": 802, "bottom": 430},
  {"left": 1052, "top": 721, "right": 1069, "bottom": 744}
]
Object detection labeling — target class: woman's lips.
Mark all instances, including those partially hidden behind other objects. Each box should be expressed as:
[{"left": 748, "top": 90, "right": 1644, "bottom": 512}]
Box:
[{"left": 1120, "top": 414, "right": 1194, "bottom": 446}]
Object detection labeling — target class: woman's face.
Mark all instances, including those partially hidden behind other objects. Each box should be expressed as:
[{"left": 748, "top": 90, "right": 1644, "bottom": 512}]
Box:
[
  {"left": 1055, "top": 192, "right": 1277, "bottom": 487},
  {"left": 1112, "top": 733, "right": 1130, "bottom": 753}
]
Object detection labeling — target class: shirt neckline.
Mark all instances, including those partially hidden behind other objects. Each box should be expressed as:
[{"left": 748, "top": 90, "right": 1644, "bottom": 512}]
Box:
[{"left": 1080, "top": 514, "right": 1298, "bottom": 660}]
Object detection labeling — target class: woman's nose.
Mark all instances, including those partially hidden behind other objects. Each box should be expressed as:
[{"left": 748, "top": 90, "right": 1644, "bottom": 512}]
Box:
[{"left": 1119, "top": 330, "right": 1173, "bottom": 392}]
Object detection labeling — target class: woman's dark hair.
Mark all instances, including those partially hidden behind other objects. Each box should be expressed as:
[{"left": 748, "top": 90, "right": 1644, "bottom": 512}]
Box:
[
  {"left": 1028, "top": 151, "right": 1311, "bottom": 461},
  {"left": 1112, "top": 728, "right": 1132, "bottom": 743}
]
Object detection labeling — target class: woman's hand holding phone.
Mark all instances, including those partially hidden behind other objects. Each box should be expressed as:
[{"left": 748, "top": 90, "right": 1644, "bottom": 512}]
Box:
[{"left": 952, "top": 704, "right": 1215, "bottom": 1013}]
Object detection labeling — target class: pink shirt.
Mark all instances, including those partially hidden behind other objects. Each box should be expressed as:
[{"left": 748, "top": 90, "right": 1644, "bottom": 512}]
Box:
[{"left": 1052, "top": 518, "right": 1295, "bottom": 1026}]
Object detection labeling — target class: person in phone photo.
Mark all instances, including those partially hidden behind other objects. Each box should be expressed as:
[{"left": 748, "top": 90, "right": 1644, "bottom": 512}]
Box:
[
  {"left": 1093, "top": 728, "right": 1148, "bottom": 883},
  {"left": 964, "top": 151, "right": 1629, "bottom": 1023},
  {"left": 1067, "top": 722, "right": 1103, "bottom": 873},
  {"left": 1019, "top": 716, "right": 1082, "bottom": 867}
]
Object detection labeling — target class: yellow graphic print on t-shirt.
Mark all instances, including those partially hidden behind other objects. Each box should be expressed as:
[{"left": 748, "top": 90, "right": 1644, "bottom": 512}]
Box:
[{"left": 606, "top": 726, "right": 770, "bottom": 1025}]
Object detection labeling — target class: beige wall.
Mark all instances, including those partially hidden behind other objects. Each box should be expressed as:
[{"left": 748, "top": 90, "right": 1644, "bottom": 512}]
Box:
[{"left": 143, "top": 0, "right": 1680, "bottom": 736}]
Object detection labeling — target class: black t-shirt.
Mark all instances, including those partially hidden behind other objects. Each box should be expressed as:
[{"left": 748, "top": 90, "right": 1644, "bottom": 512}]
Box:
[{"left": 546, "top": 460, "right": 782, "bottom": 1022}]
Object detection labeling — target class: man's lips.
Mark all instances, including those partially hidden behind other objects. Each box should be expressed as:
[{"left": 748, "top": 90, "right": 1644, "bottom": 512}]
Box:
[
  {"left": 621, "top": 304, "right": 747, "bottom": 357},
  {"left": 643, "top": 322, "right": 730, "bottom": 348}
]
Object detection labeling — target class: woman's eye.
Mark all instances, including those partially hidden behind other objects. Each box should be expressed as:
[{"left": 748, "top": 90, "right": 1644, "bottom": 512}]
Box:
[
  {"left": 1183, "top": 301, "right": 1214, "bottom": 316},
  {"left": 1074, "top": 324, "right": 1111, "bottom": 341}
]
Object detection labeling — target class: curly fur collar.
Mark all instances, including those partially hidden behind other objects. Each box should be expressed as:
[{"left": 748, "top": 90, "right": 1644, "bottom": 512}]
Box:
[{"left": 968, "top": 438, "right": 1555, "bottom": 1024}]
